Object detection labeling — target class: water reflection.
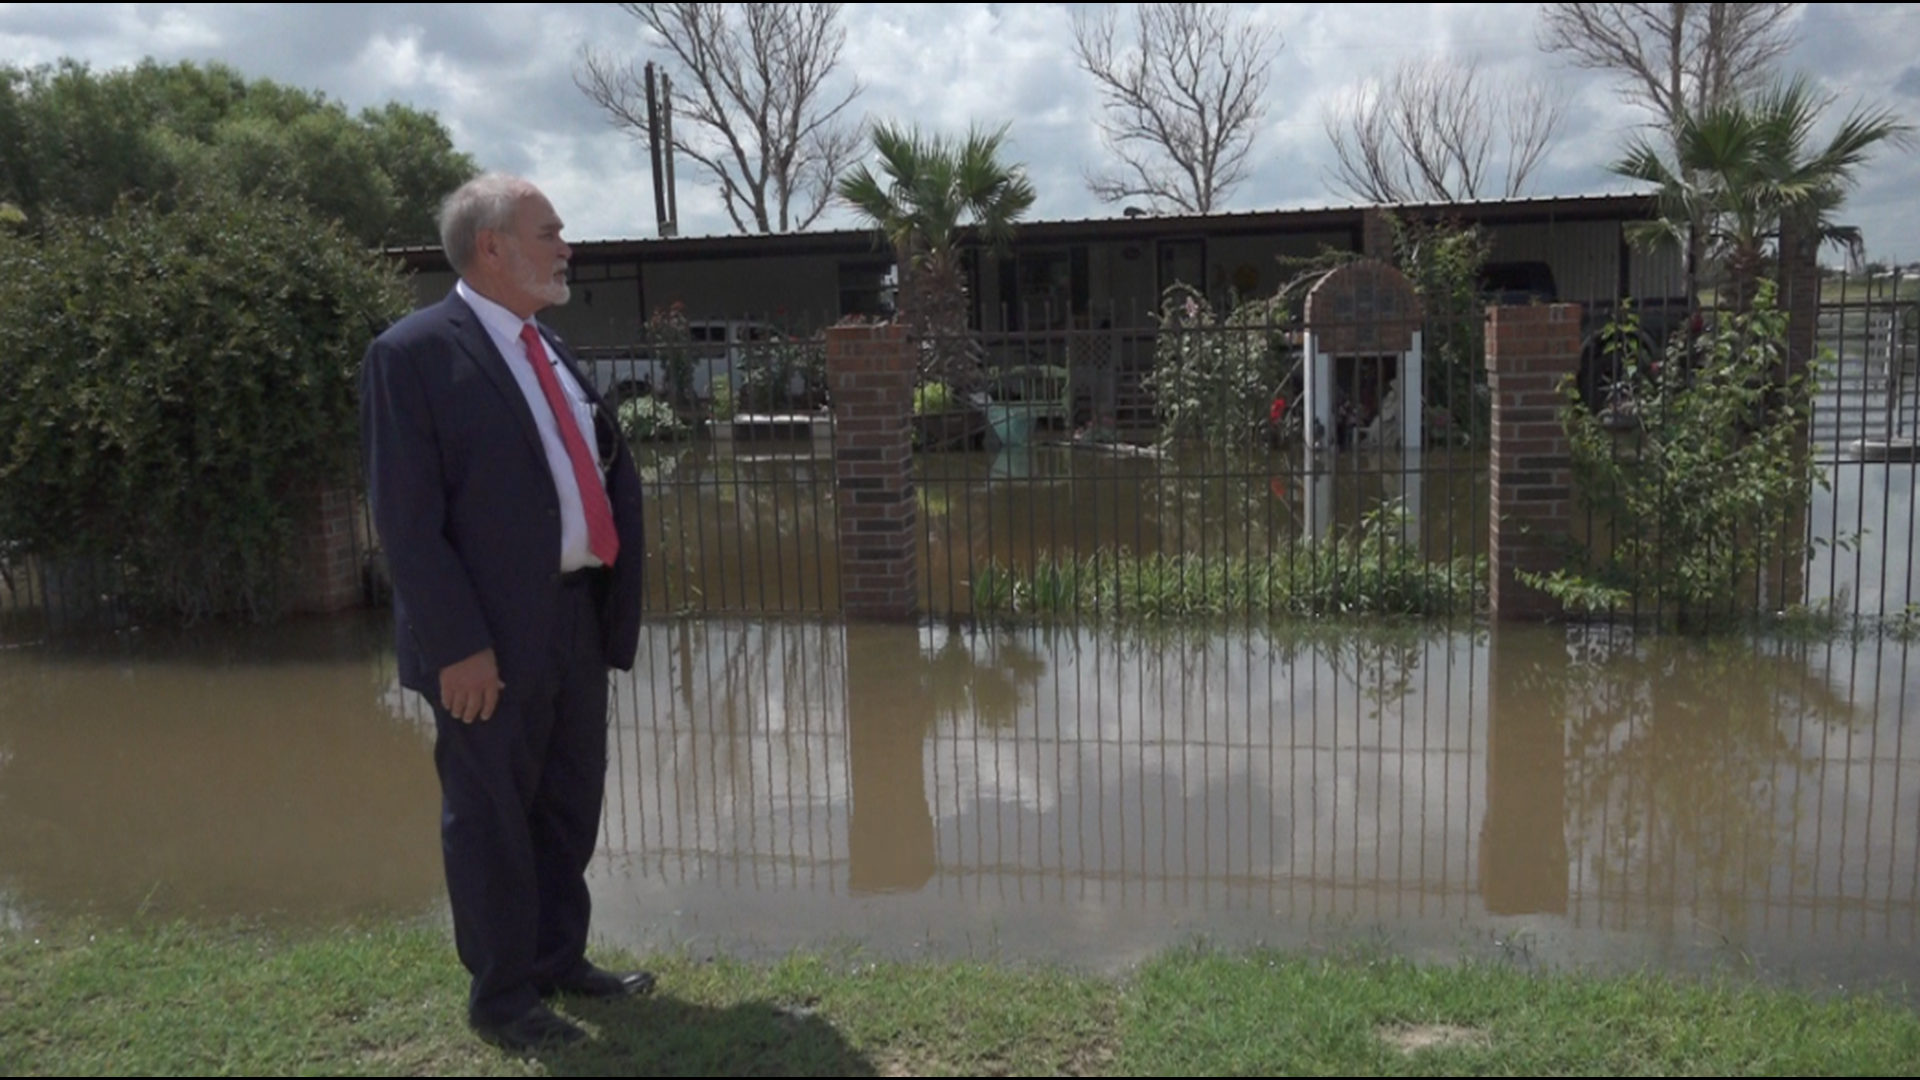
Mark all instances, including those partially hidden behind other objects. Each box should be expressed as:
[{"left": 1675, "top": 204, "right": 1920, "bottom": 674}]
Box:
[
  {"left": 588, "top": 619, "right": 1920, "bottom": 992},
  {"left": 3, "top": 613, "right": 1918, "bottom": 998}
]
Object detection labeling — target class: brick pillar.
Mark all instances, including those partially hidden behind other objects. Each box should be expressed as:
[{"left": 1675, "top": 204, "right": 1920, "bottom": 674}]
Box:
[
  {"left": 1774, "top": 221, "right": 1821, "bottom": 610},
  {"left": 1360, "top": 207, "right": 1397, "bottom": 261},
  {"left": 1486, "top": 304, "right": 1582, "bottom": 621},
  {"left": 827, "top": 323, "right": 918, "bottom": 620},
  {"left": 289, "top": 485, "right": 364, "bottom": 614},
  {"left": 1778, "top": 221, "right": 1821, "bottom": 388}
]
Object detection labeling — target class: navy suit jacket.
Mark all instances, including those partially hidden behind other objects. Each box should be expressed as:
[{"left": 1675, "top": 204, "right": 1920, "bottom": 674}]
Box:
[{"left": 361, "top": 290, "right": 646, "bottom": 698}]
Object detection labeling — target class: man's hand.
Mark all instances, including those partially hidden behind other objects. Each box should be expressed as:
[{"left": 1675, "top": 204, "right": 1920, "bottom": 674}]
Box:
[{"left": 440, "top": 648, "right": 504, "bottom": 723}]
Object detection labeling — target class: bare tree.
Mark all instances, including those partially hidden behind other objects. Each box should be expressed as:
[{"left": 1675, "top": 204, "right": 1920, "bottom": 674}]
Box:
[
  {"left": 1537, "top": 3, "right": 1801, "bottom": 140},
  {"left": 1324, "top": 56, "right": 1565, "bottom": 204},
  {"left": 576, "top": 3, "right": 863, "bottom": 234},
  {"left": 1071, "top": 3, "right": 1282, "bottom": 215}
]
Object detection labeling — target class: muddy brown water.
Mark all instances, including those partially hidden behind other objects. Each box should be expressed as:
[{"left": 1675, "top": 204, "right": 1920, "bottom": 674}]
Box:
[{"left": 3, "top": 610, "right": 1917, "bottom": 1001}]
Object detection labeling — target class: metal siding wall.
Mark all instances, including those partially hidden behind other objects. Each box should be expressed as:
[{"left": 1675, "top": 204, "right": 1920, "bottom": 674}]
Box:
[
  {"left": 1484, "top": 221, "right": 1621, "bottom": 305},
  {"left": 645, "top": 253, "right": 846, "bottom": 321}
]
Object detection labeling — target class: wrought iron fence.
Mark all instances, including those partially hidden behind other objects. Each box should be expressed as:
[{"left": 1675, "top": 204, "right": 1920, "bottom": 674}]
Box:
[
  {"left": 5, "top": 267, "right": 1917, "bottom": 639},
  {"left": 917, "top": 287, "right": 1492, "bottom": 623},
  {"left": 1807, "top": 271, "right": 1919, "bottom": 623}
]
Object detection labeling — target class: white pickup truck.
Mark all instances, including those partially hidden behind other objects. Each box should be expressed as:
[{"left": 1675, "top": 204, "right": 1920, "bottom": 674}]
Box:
[{"left": 576, "top": 319, "right": 787, "bottom": 405}]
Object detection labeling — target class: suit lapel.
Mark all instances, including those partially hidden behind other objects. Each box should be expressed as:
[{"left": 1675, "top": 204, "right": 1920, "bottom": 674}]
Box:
[{"left": 443, "top": 292, "right": 549, "bottom": 466}]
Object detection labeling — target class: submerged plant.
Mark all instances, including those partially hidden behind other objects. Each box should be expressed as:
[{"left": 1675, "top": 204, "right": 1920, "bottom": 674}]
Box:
[{"left": 970, "top": 500, "right": 1483, "bottom": 621}]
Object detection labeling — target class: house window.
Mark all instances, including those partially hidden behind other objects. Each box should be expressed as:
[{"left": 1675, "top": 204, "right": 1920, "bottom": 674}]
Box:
[{"left": 838, "top": 259, "right": 895, "bottom": 319}]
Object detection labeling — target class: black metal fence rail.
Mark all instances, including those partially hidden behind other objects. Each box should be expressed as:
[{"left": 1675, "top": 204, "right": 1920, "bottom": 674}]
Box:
[
  {"left": 1808, "top": 273, "right": 1919, "bottom": 621},
  {"left": 0, "top": 551, "right": 131, "bottom": 646}
]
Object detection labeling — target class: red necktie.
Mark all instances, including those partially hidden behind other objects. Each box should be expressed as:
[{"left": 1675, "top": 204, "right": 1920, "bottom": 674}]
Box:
[{"left": 519, "top": 323, "right": 620, "bottom": 567}]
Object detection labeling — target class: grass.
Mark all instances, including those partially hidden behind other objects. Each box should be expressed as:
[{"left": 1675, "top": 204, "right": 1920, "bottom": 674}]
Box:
[{"left": 4, "top": 921, "right": 1918, "bottom": 1075}]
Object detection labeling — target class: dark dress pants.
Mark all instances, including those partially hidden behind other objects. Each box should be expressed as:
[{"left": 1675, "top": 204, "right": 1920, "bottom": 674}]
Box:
[{"left": 430, "top": 575, "right": 608, "bottom": 1027}]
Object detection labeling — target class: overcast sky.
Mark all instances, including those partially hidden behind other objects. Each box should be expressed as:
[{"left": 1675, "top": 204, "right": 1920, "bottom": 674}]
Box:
[{"left": 5, "top": 3, "right": 1917, "bottom": 261}]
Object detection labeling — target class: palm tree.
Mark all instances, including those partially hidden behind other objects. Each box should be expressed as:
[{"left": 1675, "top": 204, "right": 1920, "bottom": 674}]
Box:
[
  {"left": 836, "top": 121, "right": 1036, "bottom": 388},
  {"left": 1611, "top": 75, "right": 1913, "bottom": 308}
]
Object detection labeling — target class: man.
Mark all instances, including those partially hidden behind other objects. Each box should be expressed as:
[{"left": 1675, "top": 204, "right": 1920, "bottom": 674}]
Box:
[{"left": 361, "top": 173, "right": 651, "bottom": 1052}]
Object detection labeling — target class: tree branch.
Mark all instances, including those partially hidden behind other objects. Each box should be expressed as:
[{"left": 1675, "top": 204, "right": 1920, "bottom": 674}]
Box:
[
  {"left": 1071, "top": 2, "right": 1280, "bottom": 215},
  {"left": 574, "top": 3, "right": 863, "bottom": 234},
  {"left": 1323, "top": 56, "right": 1565, "bottom": 204}
]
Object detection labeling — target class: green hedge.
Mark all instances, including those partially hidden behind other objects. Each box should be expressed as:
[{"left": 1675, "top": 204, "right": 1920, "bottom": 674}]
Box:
[{"left": 0, "top": 194, "right": 411, "bottom": 621}]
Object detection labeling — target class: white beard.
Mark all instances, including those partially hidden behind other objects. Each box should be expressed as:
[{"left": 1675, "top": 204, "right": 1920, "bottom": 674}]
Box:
[{"left": 508, "top": 244, "right": 570, "bottom": 307}]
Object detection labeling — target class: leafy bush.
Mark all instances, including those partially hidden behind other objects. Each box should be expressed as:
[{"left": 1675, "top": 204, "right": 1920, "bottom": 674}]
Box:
[
  {"left": 0, "top": 193, "right": 411, "bottom": 621},
  {"left": 1146, "top": 284, "right": 1286, "bottom": 453},
  {"left": 643, "top": 302, "right": 697, "bottom": 408},
  {"left": 617, "top": 395, "right": 690, "bottom": 442},
  {"left": 1393, "top": 219, "right": 1491, "bottom": 436},
  {"left": 708, "top": 372, "right": 735, "bottom": 421},
  {"left": 1522, "top": 280, "right": 1823, "bottom": 627},
  {"left": 914, "top": 380, "right": 956, "bottom": 415},
  {"left": 738, "top": 330, "right": 825, "bottom": 412}
]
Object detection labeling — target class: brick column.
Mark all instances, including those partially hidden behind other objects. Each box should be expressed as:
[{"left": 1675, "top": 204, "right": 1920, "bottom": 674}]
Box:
[
  {"left": 1486, "top": 304, "right": 1582, "bottom": 621},
  {"left": 289, "top": 485, "right": 364, "bottom": 614},
  {"left": 1360, "top": 207, "right": 1396, "bottom": 261},
  {"left": 827, "top": 323, "right": 918, "bottom": 620},
  {"left": 1773, "top": 222, "right": 1821, "bottom": 610},
  {"left": 1777, "top": 221, "right": 1821, "bottom": 389}
]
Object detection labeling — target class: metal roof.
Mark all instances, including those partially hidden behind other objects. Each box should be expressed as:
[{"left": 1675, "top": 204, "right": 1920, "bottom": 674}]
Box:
[{"left": 388, "top": 191, "right": 1663, "bottom": 271}]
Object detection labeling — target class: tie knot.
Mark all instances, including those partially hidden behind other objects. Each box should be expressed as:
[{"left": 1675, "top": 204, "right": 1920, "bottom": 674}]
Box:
[{"left": 520, "top": 323, "right": 541, "bottom": 349}]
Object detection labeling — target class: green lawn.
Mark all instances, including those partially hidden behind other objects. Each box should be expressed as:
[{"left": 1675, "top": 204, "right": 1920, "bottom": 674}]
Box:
[{"left": 4, "top": 920, "right": 1917, "bottom": 1076}]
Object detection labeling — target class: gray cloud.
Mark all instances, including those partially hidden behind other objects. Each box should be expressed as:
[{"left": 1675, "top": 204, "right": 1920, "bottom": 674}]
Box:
[{"left": 3, "top": 2, "right": 1915, "bottom": 258}]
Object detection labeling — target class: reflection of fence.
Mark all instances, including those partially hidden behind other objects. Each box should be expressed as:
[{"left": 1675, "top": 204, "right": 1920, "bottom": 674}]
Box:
[
  {"left": 599, "top": 620, "right": 1920, "bottom": 975},
  {"left": 0, "top": 554, "right": 130, "bottom": 646}
]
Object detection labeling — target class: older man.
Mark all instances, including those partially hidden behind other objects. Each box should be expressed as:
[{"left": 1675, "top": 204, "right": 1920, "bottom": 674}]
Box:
[{"left": 361, "top": 174, "right": 651, "bottom": 1051}]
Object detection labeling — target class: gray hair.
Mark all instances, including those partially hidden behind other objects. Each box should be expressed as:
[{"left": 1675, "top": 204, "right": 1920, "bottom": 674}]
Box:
[{"left": 437, "top": 174, "right": 539, "bottom": 275}]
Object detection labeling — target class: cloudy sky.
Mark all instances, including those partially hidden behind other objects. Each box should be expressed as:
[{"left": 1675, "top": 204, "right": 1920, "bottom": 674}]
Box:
[{"left": 5, "top": 3, "right": 1917, "bottom": 260}]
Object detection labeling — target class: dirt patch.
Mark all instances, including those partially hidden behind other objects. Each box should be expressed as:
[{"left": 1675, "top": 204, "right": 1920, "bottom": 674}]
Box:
[{"left": 1378, "top": 1023, "right": 1488, "bottom": 1054}]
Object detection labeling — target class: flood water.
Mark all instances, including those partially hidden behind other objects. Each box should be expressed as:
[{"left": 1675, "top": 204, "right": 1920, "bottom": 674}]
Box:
[
  {"left": 3, "top": 610, "right": 1919, "bottom": 1000},
  {"left": 638, "top": 440, "right": 1918, "bottom": 619}
]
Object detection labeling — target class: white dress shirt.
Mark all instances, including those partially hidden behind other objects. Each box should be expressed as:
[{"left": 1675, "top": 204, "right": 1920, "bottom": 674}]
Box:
[{"left": 457, "top": 279, "right": 607, "bottom": 573}]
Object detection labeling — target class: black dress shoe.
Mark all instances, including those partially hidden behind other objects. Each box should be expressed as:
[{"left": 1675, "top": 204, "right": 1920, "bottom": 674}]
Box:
[
  {"left": 545, "top": 963, "right": 658, "bottom": 998},
  {"left": 472, "top": 1003, "right": 587, "bottom": 1053}
]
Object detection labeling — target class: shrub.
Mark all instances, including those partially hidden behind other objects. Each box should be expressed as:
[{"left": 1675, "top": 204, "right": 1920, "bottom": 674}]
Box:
[
  {"left": 914, "top": 380, "right": 955, "bottom": 415},
  {"left": 0, "top": 193, "right": 411, "bottom": 622},
  {"left": 617, "top": 395, "right": 690, "bottom": 442},
  {"left": 738, "top": 330, "right": 825, "bottom": 412},
  {"left": 1145, "top": 284, "right": 1286, "bottom": 454},
  {"left": 708, "top": 372, "right": 735, "bottom": 421},
  {"left": 1522, "top": 280, "right": 1824, "bottom": 627},
  {"left": 642, "top": 302, "right": 697, "bottom": 408}
]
